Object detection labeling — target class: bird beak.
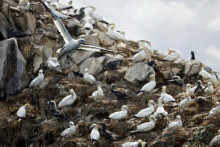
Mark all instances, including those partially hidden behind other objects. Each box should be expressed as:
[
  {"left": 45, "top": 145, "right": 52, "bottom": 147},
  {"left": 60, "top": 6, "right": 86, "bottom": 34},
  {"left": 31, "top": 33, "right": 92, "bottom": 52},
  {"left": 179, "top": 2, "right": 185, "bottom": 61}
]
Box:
[{"left": 152, "top": 102, "right": 156, "bottom": 106}]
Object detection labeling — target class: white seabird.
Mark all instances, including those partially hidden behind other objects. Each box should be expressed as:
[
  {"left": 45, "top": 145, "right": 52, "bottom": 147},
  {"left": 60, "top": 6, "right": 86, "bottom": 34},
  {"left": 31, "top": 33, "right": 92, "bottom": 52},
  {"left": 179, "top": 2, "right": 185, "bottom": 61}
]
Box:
[
  {"left": 16, "top": 103, "right": 32, "bottom": 121},
  {"left": 121, "top": 140, "right": 143, "bottom": 147},
  {"left": 109, "top": 105, "right": 129, "bottom": 120},
  {"left": 47, "top": 57, "right": 62, "bottom": 72},
  {"left": 208, "top": 102, "right": 220, "bottom": 118},
  {"left": 88, "top": 6, "right": 106, "bottom": 22},
  {"left": 137, "top": 74, "right": 156, "bottom": 96},
  {"left": 61, "top": 122, "right": 76, "bottom": 137},
  {"left": 83, "top": 68, "right": 96, "bottom": 84},
  {"left": 58, "top": 89, "right": 76, "bottom": 108},
  {"left": 131, "top": 115, "right": 156, "bottom": 133},
  {"left": 29, "top": 69, "right": 44, "bottom": 87},
  {"left": 204, "top": 82, "right": 214, "bottom": 97},
  {"left": 163, "top": 49, "right": 181, "bottom": 62},
  {"left": 178, "top": 92, "right": 193, "bottom": 107},
  {"left": 209, "top": 70, "right": 219, "bottom": 87},
  {"left": 90, "top": 124, "right": 100, "bottom": 144},
  {"left": 107, "top": 23, "right": 127, "bottom": 42},
  {"left": 135, "top": 100, "right": 155, "bottom": 118},
  {"left": 199, "top": 64, "right": 211, "bottom": 81},
  {"left": 138, "top": 40, "right": 153, "bottom": 56},
  {"left": 167, "top": 115, "right": 183, "bottom": 132},
  {"left": 40, "top": 1, "right": 111, "bottom": 57},
  {"left": 51, "top": 0, "right": 72, "bottom": 11},
  {"left": 141, "top": 142, "right": 147, "bottom": 147},
  {"left": 160, "top": 86, "right": 175, "bottom": 103},
  {"left": 186, "top": 84, "right": 196, "bottom": 95},
  {"left": 209, "top": 129, "right": 220, "bottom": 146},
  {"left": 132, "top": 48, "right": 146, "bottom": 63},
  {"left": 89, "top": 82, "right": 104, "bottom": 100},
  {"left": 154, "top": 97, "right": 168, "bottom": 118}
]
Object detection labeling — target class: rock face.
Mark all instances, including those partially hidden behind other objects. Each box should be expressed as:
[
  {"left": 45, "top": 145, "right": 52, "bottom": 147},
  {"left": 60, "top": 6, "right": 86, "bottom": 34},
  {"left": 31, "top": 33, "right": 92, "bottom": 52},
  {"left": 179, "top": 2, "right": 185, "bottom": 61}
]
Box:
[
  {"left": 0, "top": 38, "right": 29, "bottom": 98},
  {"left": 185, "top": 60, "right": 201, "bottom": 77}
]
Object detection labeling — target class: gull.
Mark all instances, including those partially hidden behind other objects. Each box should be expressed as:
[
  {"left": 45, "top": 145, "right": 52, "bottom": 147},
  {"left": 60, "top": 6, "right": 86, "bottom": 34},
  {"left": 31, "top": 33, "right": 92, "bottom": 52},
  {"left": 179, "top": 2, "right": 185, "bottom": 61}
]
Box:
[
  {"left": 137, "top": 74, "right": 156, "bottom": 96},
  {"left": 83, "top": 68, "right": 96, "bottom": 84},
  {"left": 178, "top": 92, "right": 193, "bottom": 107},
  {"left": 29, "top": 69, "right": 44, "bottom": 87},
  {"left": 167, "top": 115, "right": 183, "bottom": 132},
  {"left": 107, "top": 23, "right": 126, "bottom": 42},
  {"left": 135, "top": 100, "right": 155, "bottom": 118},
  {"left": 131, "top": 115, "right": 156, "bottom": 133},
  {"left": 17, "top": 103, "right": 32, "bottom": 121},
  {"left": 209, "top": 129, "right": 220, "bottom": 146},
  {"left": 132, "top": 48, "right": 146, "bottom": 63},
  {"left": 160, "top": 86, "right": 175, "bottom": 103},
  {"left": 47, "top": 57, "right": 62, "bottom": 72},
  {"left": 209, "top": 70, "right": 219, "bottom": 87},
  {"left": 208, "top": 102, "right": 220, "bottom": 118},
  {"left": 40, "top": 0, "right": 112, "bottom": 58},
  {"left": 61, "top": 122, "right": 76, "bottom": 137},
  {"left": 109, "top": 105, "right": 129, "bottom": 120},
  {"left": 154, "top": 97, "right": 168, "bottom": 118},
  {"left": 121, "top": 140, "right": 143, "bottom": 147},
  {"left": 199, "top": 64, "right": 211, "bottom": 81},
  {"left": 163, "top": 49, "right": 181, "bottom": 62},
  {"left": 89, "top": 82, "right": 104, "bottom": 100},
  {"left": 90, "top": 124, "right": 100, "bottom": 144},
  {"left": 204, "top": 82, "right": 214, "bottom": 97},
  {"left": 58, "top": 89, "right": 76, "bottom": 108}
]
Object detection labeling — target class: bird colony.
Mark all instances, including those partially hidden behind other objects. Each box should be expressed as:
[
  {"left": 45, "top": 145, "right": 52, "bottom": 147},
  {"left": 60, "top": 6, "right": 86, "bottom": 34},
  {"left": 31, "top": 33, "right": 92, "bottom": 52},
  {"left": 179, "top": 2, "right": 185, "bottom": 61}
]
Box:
[{"left": 0, "top": 0, "right": 220, "bottom": 146}]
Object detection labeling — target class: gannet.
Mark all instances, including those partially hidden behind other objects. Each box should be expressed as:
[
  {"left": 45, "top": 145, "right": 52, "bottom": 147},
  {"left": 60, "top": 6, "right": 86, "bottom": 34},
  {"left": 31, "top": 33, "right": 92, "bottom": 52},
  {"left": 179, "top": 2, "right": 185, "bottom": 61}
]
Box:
[
  {"left": 138, "top": 40, "right": 153, "bottom": 56},
  {"left": 208, "top": 102, "right": 220, "bottom": 118},
  {"left": 191, "top": 51, "right": 195, "bottom": 60},
  {"left": 131, "top": 115, "right": 156, "bottom": 133},
  {"left": 51, "top": 0, "right": 72, "bottom": 11},
  {"left": 58, "top": 89, "right": 76, "bottom": 108},
  {"left": 204, "top": 82, "right": 214, "bottom": 97},
  {"left": 105, "top": 57, "right": 120, "bottom": 70},
  {"left": 132, "top": 48, "right": 146, "bottom": 63},
  {"left": 107, "top": 23, "right": 126, "bottom": 42},
  {"left": 137, "top": 74, "right": 156, "bottom": 96},
  {"left": 209, "top": 129, "right": 220, "bottom": 146},
  {"left": 209, "top": 70, "right": 219, "bottom": 86},
  {"left": 110, "top": 84, "right": 129, "bottom": 100},
  {"left": 109, "top": 105, "right": 129, "bottom": 120},
  {"left": 40, "top": 0, "right": 111, "bottom": 57},
  {"left": 135, "top": 100, "right": 155, "bottom": 118},
  {"left": 161, "top": 86, "right": 175, "bottom": 103},
  {"left": 99, "top": 122, "right": 119, "bottom": 140},
  {"left": 17, "top": 103, "right": 32, "bottom": 121},
  {"left": 47, "top": 57, "right": 61, "bottom": 72},
  {"left": 61, "top": 122, "right": 76, "bottom": 137},
  {"left": 90, "top": 124, "right": 100, "bottom": 144},
  {"left": 167, "top": 115, "right": 182, "bottom": 132},
  {"left": 163, "top": 49, "right": 181, "bottom": 62},
  {"left": 154, "top": 97, "right": 168, "bottom": 118},
  {"left": 199, "top": 64, "right": 211, "bottom": 81},
  {"left": 29, "top": 69, "right": 44, "bottom": 87},
  {"left": 186, "top": 84, "right": 196, "bottom": 95},
  {"left": 88, "top": 6, "right": 107, "bottom": 23},
  {"left": 194, "top": 80, "right": 204, "bottom": 97},
  {"left": 48, "top": 101, "right": 65, "bottom": 119},
  {"left": 89, "top": 82, "right": 104, "bottom": 100},
  {"left": 178, "top": 92, "right": 193, "bottom": 107},
  {"left": 83, "top": 68, "right": 96, "bottom": 84},
  {"left": 121, "top": 140, "right": 143, "bottom": 147},
  {"left": 141, "top": 142, "right": 147, "bottom": 147}
]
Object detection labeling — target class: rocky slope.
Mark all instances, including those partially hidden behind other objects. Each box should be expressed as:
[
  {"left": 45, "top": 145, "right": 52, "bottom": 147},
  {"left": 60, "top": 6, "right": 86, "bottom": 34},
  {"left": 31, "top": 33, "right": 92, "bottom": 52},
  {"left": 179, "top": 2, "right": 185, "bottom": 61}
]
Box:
[{"left": 0, "top": 0, "right": 220, "bottom": 147}]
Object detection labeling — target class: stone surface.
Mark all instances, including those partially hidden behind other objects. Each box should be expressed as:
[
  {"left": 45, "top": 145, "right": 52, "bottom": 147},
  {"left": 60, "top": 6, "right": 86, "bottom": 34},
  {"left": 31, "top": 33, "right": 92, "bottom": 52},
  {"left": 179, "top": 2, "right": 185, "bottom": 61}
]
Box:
[
  {"left": 84, "top": 33, "right": 100, "bottom": 46},
  {"left": 25, "top": 12, "right": 36, "bottom": 34},
  {"left": 185, "top": 60, "right": 201, "bottom": 77},
  {"left": 98, "top": 31, "right": 115, "bottom": 46},
  {"left": 0, "top": 38, "right": 29, "bottom": 98},
  {"left": 124, "top": 62, "right": 155, "bottom": 83},
  {"left": 0, "top": 12, "right": 10, "bottom": 40},
  {"left": 70, "top": 50, "right": 95, "bottom": 65},
  {"left": 33, "top": 45, "right": 43, "bottom": 73}
]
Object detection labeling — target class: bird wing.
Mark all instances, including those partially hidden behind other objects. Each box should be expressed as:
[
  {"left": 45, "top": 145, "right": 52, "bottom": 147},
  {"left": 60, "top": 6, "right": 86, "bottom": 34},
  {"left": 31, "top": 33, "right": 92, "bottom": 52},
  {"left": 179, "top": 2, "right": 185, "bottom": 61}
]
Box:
[
  {"left": 136, "top": 108, "right": 152, "bottom": 117},
  {"left": 178, "top": 99, "right": 187, "bottom": 107},
  {"left": 91, "top": 129, "right": 100, "bottom": 140},
  {"left": 79, "top": 44, "right": 113, "bottom": 52},
  {"left": 40, "top": 0, "right": 72, "bottom": 44},
  {"left": 109, "top": 111, "right": 125, "bottom": 119}
]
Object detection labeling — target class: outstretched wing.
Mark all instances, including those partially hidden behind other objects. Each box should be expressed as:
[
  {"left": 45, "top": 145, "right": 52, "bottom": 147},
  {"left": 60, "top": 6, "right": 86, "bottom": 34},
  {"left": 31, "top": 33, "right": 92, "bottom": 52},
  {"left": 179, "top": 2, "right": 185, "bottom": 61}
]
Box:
[
  {"left": 79, "top": 44, "right": 113, "bottom": 52},
  {"left": 39, "top": 0, "right": 72, "bottom": 44}
]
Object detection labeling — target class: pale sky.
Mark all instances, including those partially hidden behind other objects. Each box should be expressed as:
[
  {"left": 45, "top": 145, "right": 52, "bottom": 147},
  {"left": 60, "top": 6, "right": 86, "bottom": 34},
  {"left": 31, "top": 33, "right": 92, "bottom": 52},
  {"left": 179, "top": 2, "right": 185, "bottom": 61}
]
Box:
[{"left": 70, "top": 0, "right": 220, "bottom": 72}]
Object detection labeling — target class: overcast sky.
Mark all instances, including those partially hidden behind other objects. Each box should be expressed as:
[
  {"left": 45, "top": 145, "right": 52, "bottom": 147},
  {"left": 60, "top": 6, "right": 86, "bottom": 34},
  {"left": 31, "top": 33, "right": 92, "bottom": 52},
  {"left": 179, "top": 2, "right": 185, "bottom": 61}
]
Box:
[{"left": 71, "top": 0, "right": 220, "bottom": 72}]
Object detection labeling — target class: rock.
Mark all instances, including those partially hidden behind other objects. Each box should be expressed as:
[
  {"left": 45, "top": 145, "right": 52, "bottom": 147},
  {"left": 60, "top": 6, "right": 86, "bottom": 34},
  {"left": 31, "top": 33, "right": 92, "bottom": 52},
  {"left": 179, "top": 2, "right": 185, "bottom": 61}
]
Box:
[
  {"left": 25, "top": 12, "right": 36, "bottom": 34},
  {"left": 30, "top": 2, "right": 44, "bottom": 14},
  {"left": 17, "top": 37, "right": 33, "bottom": 60},
  {"left": 79, "top": 56, "right": 106, "bottom": 75},
  {"left": 33, "top": 45, "right": 43, "bottom": 73},
  {"left": 84, "top": 33, "right": 100, "bottom": 46},
  {"left": 124, "top": 62, "right": 155, "bottom": 83},
  {"left": 43, "top": 45, "right": 54, "bottom": 59},
  {"left": 98, "top": 31, "right": 115, "bottom": 46},
  {"left": 163, "top": 70, "right": 174, "bottom": 79},
  {"left": 0, "top": 38, "right": 29, "bottom": 98},
  {"left": 0, "top": 12, "right": 10, "bottom": 40},
  {"left": 70, "top": 50, "right": 95, "bottom": 65},
  {"left": 96, "top": 22, "right": 108, "bottom": 32},
  {"left": 185, "top": 60, "right": 201, "bottom": 77}
]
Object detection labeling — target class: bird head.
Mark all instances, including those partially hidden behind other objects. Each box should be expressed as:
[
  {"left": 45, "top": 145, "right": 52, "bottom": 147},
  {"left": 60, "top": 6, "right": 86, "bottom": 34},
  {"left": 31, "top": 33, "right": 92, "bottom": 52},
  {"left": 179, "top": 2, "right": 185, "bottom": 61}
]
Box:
[
  {"left": 176, "top": 115, "right": 181, "bottom": 120},
  {"left": 121, "top": 105, "right": 129, "bottom": 111},
  {"left": 38, "top": 69, "right": 43, "bottom": 75},
  {"left": 89, "top": 6, "right": 96, "bottom": 11},
  {"left": 208, "top": 82, "right": 212, "bottom": 86},
  {"left": 48, "top": 100, "right": 56, "bottom": 107},
  {"left": 149, "top": 74, "right": 155, "bottom": 81},
  {"left": 78, "top": 38, "right": 87, "bottom": 44},
  {"left": 217, "top": 129, "right": 220, "bottom": 135},
  {"left": 146, "top": 40, "right": 151, "bottom": 47},
  {"left": 162, "top": 86, "right": 166, "bottom": 93},
  {"left": 216, "top": 102, "right": 219, "bottom": 106},
  {"left": 109, "top": 23, "right": 115, "bottom": 30},
  {"left": 69, "top": 89, "right": 75, "bottom": 96},
  {"left": 90, "top": 124, "right": 98, "bottom": 129},
  {"left": 185, "top": 92, "right": 190, "bottom": 97},
  {"left": 149, "top": 115, "right": 156, "bottom": 122},
  {"left": 148, "top": 100, "right": 155, "bottom": 106},
  {"left": 137, "top": 140, "right": 143, "bottom": 144},
  {"left": 186, "top": 84, "right": 191, "bottom": 89},
  {"left": 24, "top": 103, "right": 33, "bottom": 110},
  {"left": 201, "top": 64, "right": 205, "bottom": 69},
  {"left": 69, "top": 122, "right": 74, "bottom": 127},
  {"left": 211, "top": 70, "right": 215, "bottom": 75},
  {"left": 142, "top": 142, "right": 147, "bottom": 147},
  {"left": 84, "top": 68, "right": 88, "bottom": 73}
]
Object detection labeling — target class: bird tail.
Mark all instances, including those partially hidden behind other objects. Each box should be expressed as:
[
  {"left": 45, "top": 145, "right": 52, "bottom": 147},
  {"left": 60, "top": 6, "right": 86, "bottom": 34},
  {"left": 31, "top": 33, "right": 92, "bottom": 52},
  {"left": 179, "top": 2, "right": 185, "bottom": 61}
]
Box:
[
  {"left": 130, "top": 130, "right": 138, "bottom": 134},
  {"left": 137, "top": 91, "right": 143, "bottom": 96},
  {"left": 89, "top": 96, "right": 93, "bottom": 99}
]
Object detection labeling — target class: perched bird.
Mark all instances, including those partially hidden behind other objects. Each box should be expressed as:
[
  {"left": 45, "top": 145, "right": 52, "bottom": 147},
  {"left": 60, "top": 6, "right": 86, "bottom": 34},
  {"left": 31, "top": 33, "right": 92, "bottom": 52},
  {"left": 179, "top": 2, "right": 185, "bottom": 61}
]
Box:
[
  {"left": 191, "top": 51, "right": 195, "bottom": 60},
  {"left": 199, "top": 64, "right": 211, "bottom": 81},
  {"left": 167, "top": 115, "right": 182, "bottom": 132},
  {"left": 58, "top": 89, "right": 76, "bottom": 108},
  {"left": 209, "top": 129, "right": 220, "bottom": 146},
  {"left": 89, "top": 82, "right": 104, "bottom": 100},
  {"left": 137, "top": 74, "right": 156, "bottom": 96},
  {"left": 135, "top": 100, "right": 155, "bottom": 118},
  {"left": 163, "top": 49, "right": 181, "bottom": 62},
  {"left": 132, "top": 48, "right": 146, "bottom": 63},
  {"left": 121, "top": 140, "right": 143, "bottom": 147},
  {"left": 51, "top": 1, "right": 72, "bottom": 11},
  {"left": 88, "top": 6, "right": 107, "bottom": 23},
  {"left": 204, "top": 82, "right": 214, "bottom": 97},
  {"left": 109, "top": 105, "right": 129, "bottom": 120},
  {"left": 131, "top": 115, "right": 156, "bottom": 133},
  {"left": 154, "top": 97, "right": 168, "bottom": 118},
  {"left": 141, "top": 142, "right": 147, "bottom": 147},
  {"left": 48, "top": 101, "right": 65, "bottom": 119},
  {"left": 209, "top": 70, "right": 219, "bottom": 87},
  {"left": 9, "top": 28, "right": 32, "bottom": 38},
  {"left": 39, "top": 0, "right": 111, "bottom": 58},
  {"left": 47, "top": 57, "right": 62, "bottom": 72},
  {"left": 99, "top": 122, "right": 118, "bottom": 140},
  {"left": 83, "top": 17, "right": 95, "bottom": 35},
  {"left": 148, "top": 60, "right": 160, "bottom": 72},
  {"left": 105, "top": 57, "right": 120, "bottom": 70},
  {"left": 208, "top": 102, "right": 220, "bottom": 118},
  {"left": 83, "top": 68, "right": 96, "bottom": 84},
  {"left": 194, "top": 80, "right": 204, "bottom": 97},
  {"left": 178, "top": 92, "right": 193, "bottom": 107},
  {"left": 186, "top": 84, "right": 196, "bottom": 95},
  {"left": 90, "top": 124, "right": 100, "bottom": 144},
  {"left": 29, "top": 69, "right": 44, "bottom": 87},
  {"left": 61, "top": 122, "right": 76, "bottom": 137},
  {"left": 166, "top": 75, "right": 184, "bottom": 86},
  {"left": 107, "top": 23, "right": 126, "bottom": 42},
  {"left": 110, "top": 84, "right": 129, "bottom": 100},
  {"left": 138, "top": 40, "right": 153, "bottom": 56},
  {"left": 16, "top": 103, "right": 32, "bottom": 121},
  {"left": 160, "top": 86, "right": 175, "bottom": 103}
]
